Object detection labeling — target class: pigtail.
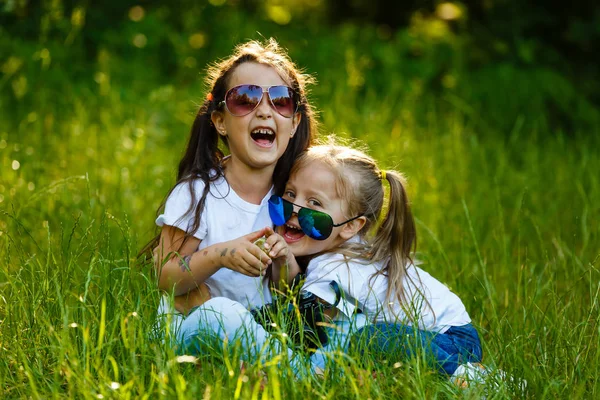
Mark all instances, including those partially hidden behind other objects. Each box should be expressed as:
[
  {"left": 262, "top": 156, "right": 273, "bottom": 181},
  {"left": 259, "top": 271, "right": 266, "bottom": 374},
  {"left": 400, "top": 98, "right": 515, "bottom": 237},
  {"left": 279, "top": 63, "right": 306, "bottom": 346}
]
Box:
[
  {"left": 138, "top": 98, "right": 224, "bottom": 258},
  {"left": 369, "top": 170, "right": 417, "bottom": 309},
  {"left": 175, "top": 99, "right": 226, "bottom": 242},
  {"left": 177, "top": 102, "right": 223, "bottom": 182}
]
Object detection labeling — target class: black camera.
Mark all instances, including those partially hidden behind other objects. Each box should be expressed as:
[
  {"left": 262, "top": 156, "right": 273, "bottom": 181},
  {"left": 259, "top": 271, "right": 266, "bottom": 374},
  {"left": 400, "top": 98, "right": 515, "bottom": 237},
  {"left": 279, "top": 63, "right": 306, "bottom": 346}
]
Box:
[{"left": 251, "top": 279, "right": 341, "bottom": 351}]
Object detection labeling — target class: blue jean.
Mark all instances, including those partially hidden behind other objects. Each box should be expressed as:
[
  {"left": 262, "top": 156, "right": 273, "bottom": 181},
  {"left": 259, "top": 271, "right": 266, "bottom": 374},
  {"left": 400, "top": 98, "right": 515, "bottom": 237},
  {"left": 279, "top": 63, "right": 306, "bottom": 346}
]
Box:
[{"left": 354, "top": 323, "right": 482, "bottom": 375}]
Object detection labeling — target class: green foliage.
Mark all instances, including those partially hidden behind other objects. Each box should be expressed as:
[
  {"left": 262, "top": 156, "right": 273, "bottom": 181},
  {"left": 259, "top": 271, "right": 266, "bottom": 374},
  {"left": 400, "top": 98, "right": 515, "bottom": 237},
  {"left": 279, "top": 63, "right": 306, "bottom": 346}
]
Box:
[
  {"left": 2, "top": 2, "right": 598, "bottom": 137},
  {"left": 1, "top": 1, "right": 599, "bottom": 398}
]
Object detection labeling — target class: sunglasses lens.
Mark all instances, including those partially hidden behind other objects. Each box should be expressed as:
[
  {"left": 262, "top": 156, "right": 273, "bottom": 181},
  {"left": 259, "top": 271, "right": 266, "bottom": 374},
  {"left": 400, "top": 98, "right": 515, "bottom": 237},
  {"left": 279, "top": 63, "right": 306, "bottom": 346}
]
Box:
[
  {"left": 268, "top": 196, "right": 334, "bottom": 240},
  {"left": 298, "top": 209, "right": 333, "bottom": 241},
  {"left": 268, "top": 195, "right": 293, "bottom": 226},
  {"left": 268, "top": 86, "right": 296, "bottom": 117},
  {"left": 225, "top": 85, "right": 262, "bottom": 116}
]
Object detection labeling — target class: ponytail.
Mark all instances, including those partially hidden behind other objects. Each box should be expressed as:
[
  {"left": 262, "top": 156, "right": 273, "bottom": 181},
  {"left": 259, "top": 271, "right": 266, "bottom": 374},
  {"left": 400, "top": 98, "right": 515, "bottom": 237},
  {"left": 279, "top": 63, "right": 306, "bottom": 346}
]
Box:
[
  {"left": 138, "top": 99, "right": 224, "bottom": 258},
  {"left": 369, "top": 170, "right": 417, "bottom": 308}
]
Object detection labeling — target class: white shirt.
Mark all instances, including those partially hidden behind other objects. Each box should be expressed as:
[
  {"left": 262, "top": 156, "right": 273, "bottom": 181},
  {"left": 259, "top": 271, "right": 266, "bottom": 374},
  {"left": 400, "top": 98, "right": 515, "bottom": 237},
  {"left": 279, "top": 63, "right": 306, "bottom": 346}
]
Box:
[
  {"left": 156, "top": 175, "right": 273, "bottom": 308},
  {"left": 302, "top": 245, "right": 471, "bottom": 333}
]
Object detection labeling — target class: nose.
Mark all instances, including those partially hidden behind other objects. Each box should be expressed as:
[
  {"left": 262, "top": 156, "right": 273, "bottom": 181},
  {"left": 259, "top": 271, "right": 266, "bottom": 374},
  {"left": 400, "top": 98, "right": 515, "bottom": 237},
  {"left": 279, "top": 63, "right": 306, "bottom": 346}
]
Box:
[
  {"left": 255, "top": 88, "right": 273, "bottom": 119},
  {"left": 287, "top": 211, "right": 299, "bottom": 225},
  {"left": 290, "top": 203, "right": 301, "bottom": 215}
]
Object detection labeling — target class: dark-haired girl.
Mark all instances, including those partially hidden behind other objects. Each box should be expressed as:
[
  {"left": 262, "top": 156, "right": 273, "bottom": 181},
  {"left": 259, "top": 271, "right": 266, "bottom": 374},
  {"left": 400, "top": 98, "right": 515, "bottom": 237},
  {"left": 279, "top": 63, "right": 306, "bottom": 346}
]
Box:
[{"left": 152, "top": 39, "right": 318, "bottom": 345}]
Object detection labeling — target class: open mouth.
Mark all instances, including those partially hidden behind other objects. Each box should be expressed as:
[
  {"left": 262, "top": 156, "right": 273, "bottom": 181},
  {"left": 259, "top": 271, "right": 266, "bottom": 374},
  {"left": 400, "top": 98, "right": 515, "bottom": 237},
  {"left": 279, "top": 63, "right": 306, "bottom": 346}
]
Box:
[
  {"left": 282, "top": 223, "right": 304, "bottom": 243},
  {"left": 250, "top": 128, "right": 276, "bottom": 147}
]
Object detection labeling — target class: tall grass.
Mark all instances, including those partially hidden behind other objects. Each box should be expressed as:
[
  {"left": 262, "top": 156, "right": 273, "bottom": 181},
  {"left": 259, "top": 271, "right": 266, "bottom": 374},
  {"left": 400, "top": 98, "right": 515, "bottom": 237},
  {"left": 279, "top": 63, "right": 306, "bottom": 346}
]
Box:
[{"left": 1, "top": 30, "right": 599, "bottom": 400}]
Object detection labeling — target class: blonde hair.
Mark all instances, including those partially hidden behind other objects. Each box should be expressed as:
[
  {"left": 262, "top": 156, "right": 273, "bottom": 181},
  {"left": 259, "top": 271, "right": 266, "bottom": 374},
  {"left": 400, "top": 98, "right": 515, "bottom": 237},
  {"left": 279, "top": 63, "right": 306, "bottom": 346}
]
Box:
[{"left": 291, "top": 140, "right": 417, "bottom": 310}]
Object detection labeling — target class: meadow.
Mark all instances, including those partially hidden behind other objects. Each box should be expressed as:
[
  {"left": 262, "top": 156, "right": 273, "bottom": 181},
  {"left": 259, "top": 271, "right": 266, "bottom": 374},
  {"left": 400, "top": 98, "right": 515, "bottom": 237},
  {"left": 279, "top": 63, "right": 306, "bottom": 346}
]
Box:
[{"left": 1, "top": 5, "right": 599, "bottom": 398}]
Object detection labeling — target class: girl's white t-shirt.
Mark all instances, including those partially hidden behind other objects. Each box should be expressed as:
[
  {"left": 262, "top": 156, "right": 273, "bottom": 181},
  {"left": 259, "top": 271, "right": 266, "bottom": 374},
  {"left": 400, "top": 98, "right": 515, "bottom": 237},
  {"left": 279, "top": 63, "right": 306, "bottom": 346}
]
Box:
[
  {"left": 156, "top": 175, "right": 273, "bottom": 310},
  {"left": 302, "top": 244, "right": 471, "bottom": 333}
]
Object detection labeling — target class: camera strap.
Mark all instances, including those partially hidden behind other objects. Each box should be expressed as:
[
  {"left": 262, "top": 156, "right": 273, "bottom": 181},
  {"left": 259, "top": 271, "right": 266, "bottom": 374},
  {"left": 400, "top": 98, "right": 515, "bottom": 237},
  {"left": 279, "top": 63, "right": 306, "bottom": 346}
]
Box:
[
  {"left": 324, "top": 280, "right": 364, "bottom": 315},
  {"left": 326, "top": 280, "right": 342, "bottom": 309}
]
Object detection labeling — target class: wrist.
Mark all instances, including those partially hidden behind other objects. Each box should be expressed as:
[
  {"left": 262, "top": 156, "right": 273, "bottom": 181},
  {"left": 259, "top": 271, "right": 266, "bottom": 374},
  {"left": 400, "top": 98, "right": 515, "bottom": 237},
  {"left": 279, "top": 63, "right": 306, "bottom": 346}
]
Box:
[
  {"left": 209, "top": 248, "right": 225, "bottom": 271},
  {"left": 193, "top": 245, "right": 224, "bottom": 274},
  {"left": 286, "top": 253, "right": 298, "bottom": 267}
]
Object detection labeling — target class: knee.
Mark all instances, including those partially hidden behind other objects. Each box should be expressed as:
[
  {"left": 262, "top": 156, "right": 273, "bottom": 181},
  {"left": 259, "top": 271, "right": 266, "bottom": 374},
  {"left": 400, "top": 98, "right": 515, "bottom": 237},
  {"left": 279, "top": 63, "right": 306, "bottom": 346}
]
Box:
[
  {"left": 193, "top": 297, "right": 256, "bottom": 335},
  {"left": 179, "top": 297, "right": 245, "bottom": 338},
  {"left": 202, "top": 297, "right": 244, "bottom": 313}
]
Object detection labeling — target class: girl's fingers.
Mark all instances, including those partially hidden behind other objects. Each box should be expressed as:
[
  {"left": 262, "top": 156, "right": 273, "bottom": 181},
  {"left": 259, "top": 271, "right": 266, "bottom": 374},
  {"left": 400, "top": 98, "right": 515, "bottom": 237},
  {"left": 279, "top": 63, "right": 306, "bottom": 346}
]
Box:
[
  {"left": 243, "top": 227, "right": 269, "bottom": 243},
  {"left": 241, "top": 250, "right": 269, "bottom": 275},
  {"left": 269, "top": 241, "right": 287, "bottom": 258},
  {"left": 249, "top": 243, "right": 272, "bottom": 265},
  {"left": 236, "top": 264, "right": 259, "bottom": 277},
  {"left": 263, "top": 226, "right": 275, "bottom": 237},
  {"left": 265, "top": 231, "right": 284, "bottom": 246},
  {"left": 230, "top": 256, "right": 260, "bottom": 277},
  {"left": 222, "top": 247, "right": 264, "bottom": 277},
  {"left": 264, "top": 233, "right": 280, "bottom": 251},
  {"left": 265, "top": 234, "right": 287, "bottom": 258}
]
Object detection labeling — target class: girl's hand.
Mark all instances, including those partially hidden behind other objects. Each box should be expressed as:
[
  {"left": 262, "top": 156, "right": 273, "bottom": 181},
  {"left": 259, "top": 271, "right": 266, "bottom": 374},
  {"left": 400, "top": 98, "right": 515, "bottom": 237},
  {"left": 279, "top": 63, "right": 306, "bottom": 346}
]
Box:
[
  {"left": 262, "top": 227, "right": 292, "bottom": 263},
  {"left": 219, "top": 228, "right": 272, "bottom": 277},
  {"left": 261, "top": 227, "right": 301, "bottom": 290}
]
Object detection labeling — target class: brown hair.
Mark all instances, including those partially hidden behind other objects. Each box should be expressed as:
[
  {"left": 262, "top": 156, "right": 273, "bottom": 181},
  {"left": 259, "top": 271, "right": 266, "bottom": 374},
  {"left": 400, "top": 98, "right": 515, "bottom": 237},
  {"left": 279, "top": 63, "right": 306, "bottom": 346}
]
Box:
[
  {"left": 141, "top": 38, "right": 318, "bottom": 256},
  {"left": 290, "top": 140, "right": 418, "bottom": 311}
]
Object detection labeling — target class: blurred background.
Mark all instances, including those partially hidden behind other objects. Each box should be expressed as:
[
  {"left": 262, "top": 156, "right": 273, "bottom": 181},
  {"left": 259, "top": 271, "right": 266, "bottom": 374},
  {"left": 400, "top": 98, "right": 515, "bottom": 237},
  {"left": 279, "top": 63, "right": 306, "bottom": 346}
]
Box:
[{"left": 2, "top": 0, "right": 599, "bottom": 135}]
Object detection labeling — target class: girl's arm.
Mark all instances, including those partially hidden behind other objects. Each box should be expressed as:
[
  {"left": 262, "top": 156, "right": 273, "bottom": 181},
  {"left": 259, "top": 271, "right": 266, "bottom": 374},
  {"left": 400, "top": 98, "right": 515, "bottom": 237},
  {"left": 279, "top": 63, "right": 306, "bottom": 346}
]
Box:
[
  {"left": 172, "top": 283, "right": 211, "bottom": 315},
  {"left": 155, "top": 225, "right": 272, "bottom": 296},
  {"left": 262, "top": 227, "right": 301, "bottom": 290}
]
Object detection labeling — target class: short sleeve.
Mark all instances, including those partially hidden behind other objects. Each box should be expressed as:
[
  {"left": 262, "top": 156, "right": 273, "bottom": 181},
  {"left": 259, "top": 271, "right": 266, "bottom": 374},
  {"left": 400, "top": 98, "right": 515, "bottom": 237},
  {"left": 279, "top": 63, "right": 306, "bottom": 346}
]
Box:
[{"left": 155, "top": 180, "right": 208, "bottom": 240}]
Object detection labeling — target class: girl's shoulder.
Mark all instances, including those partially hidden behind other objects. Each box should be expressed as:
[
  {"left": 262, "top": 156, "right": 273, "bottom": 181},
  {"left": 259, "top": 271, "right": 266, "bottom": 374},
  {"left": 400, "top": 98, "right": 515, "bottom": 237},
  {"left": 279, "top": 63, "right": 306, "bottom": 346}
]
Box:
[
  {"left": 405, "top": 264, "right": 442, "bottom": 288},
  {"left": 403, "top": 263, "right": 464, "bottom": 302},
  {"left": 171, "top": 177, "right": 205, "bottom": 195},
  {"left": 161, "top": 173, "right": 227, "bottom": 216},
  {"left": 306, "top": 251, "right": 385, "bottom": 284},
  {"left": 308, "top": 237, "right": 384, "bottom": 271},
  {"left": 169, "top": 171, "right": 226, "bottom": 197}
]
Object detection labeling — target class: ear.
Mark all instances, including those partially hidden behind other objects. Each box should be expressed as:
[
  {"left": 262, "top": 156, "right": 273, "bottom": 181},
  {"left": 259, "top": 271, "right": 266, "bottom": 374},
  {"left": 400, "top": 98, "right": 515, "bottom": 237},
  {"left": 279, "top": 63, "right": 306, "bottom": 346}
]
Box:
[
  {"left": 211, "top": 110, "right": 227, "bottom": 137},
  {"left": 290, "top": 112, "right": 302, "bottom": 138},
  {"left": 339, "top": 216, "right": 367, "bottom": 241}
]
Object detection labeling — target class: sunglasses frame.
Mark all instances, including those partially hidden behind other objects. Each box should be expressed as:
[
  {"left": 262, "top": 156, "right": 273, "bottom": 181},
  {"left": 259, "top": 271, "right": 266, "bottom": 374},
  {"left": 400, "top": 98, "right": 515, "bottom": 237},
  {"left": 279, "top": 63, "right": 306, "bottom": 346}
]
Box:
[
  {"left": 219, "top": 84, "right": 299, "bottom": 118},
  {"left": 268, "top": 195, "right": 363, "bottom": 241}
]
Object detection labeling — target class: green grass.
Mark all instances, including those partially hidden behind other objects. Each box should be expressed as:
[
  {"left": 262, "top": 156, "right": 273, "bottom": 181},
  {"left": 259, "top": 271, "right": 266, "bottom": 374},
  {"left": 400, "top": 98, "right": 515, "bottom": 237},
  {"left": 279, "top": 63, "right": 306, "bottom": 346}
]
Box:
[{"left": 1, "top": 31, "right": 599, "bottom": 399}]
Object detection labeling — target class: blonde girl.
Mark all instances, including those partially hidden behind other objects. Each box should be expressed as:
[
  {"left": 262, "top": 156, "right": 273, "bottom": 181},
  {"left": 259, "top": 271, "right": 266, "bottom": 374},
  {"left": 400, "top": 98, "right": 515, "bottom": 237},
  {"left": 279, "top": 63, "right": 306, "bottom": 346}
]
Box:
[{"left": 266, "top": 143, "right": 482, "bottom": 375}]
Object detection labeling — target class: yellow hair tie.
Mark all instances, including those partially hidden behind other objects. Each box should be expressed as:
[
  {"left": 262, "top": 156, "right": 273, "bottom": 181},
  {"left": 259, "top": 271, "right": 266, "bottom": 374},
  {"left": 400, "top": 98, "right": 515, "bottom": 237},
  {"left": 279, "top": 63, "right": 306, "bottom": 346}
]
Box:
[{"left": 380, "top": 170, "right": 386, "bottom": 181}]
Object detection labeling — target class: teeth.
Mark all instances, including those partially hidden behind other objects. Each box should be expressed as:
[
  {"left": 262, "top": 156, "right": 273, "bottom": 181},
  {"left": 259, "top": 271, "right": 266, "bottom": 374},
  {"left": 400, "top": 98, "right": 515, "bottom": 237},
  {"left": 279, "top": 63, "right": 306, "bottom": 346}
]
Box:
[
  {"left": 251, "top": 128, "right": 274, "bottom": 135},
  {"left": 285, "top": 224, "right": 300, "bottom": 230}
]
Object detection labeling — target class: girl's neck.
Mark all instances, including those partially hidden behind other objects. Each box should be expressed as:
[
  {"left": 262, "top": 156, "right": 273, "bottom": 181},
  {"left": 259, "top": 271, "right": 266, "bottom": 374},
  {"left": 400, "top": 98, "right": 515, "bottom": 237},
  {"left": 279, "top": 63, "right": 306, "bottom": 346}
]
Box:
[{"left": 222, "top": 158, "right": 274, "bottom": 205}]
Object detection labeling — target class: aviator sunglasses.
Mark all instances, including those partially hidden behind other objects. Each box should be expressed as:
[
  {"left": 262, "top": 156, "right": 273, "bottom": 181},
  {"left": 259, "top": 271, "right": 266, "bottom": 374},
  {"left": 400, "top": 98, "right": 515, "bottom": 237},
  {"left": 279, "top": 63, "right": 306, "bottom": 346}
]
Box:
[
  {"left": 268, "top": 195, "right": 363, "bottom": 241},
  {"left": 219, "top": 84, "right": 299, "bottom": 118}
]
